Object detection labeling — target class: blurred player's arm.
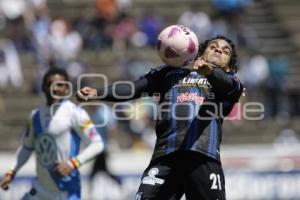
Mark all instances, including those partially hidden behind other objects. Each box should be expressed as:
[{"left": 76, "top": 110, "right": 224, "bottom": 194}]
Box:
[
  {"left": 77, "top": 66, "right": 168, "bottom": 102},
  {"left": 77, "top": 78, "right": 149, "bottom": 102},
  {"left": 56, "top": 108, "right": 104, "bottom": 176},
  {"left": 0, "top": 120, "right": 34, "bottom": 190}
]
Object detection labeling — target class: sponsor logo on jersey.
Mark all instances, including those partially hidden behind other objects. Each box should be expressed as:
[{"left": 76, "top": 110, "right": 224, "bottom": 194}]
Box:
[
  {"left": 177, "top": 92, "right": 205, "bottom": 104},
  {"left": 35, "top": 134, "right": 57, "bottom": 168},
  {"left": 141, "top": 168, "right": 165, "bottom": 186},
  {"left": 182, "top": 77, "right": 211, "bottom": 87}
]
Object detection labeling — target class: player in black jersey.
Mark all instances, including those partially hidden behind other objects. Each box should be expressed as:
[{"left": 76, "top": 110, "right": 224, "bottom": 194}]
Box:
[{"left": 77, "top": 35, "right": 243, "bottom": 200}]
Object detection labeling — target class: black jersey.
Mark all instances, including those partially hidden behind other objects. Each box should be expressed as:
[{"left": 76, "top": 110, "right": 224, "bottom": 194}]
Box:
[
  {"left": 142, "top": 66, "right": 243, "bottom": 161},
  {"left": 97, "top": 65, "right": 243, "bottom": 161}
]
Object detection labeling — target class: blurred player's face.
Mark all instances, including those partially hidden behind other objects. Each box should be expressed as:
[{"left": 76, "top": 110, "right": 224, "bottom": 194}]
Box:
[
  {"left": 202, "top": 39, "right": 232, "bottom": 70},
  {"left": 43, "top": 74, "right": 69, "bottom": 105}
]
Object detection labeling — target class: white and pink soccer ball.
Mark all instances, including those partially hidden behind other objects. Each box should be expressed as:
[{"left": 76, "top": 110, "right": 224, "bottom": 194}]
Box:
[{"left": 156, "top": 25, "right": 199, "bottom": 67}]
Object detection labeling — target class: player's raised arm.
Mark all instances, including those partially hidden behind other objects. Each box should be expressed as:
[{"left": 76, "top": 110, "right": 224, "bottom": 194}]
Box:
[
  {"left": 77, "top": 66, "right": 170, "bottom": 102},
  {"left": 77, "top": 78, "right": 149, "bottom": 102}
]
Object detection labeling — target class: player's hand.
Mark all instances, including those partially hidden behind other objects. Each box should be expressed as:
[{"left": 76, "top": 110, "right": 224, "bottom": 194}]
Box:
[
  {"left": 0, "top": 174, "right": 13, "bottom": 191},
  {"left": 193, "top": 57, "right": 213, "bottom": 76},
  {"left": 55, "top": 162, "right": 74, "bottom": 177},
  {"left": 77, "top": 87, "right": 97, "bottom": 102}
]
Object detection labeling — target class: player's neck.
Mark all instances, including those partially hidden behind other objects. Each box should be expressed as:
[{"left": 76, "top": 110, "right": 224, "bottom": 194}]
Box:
[{"left": 46, "top": 98, "right": 64, "bottom": 106}]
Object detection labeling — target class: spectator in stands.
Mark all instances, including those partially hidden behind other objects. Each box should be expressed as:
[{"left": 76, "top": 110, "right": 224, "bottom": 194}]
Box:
[
  {"left": 116, "top": 0, "right": 132, "bottom": 13},
  {"left": 73, "top": 15, "right": 103, "bottom": 49},
  {"left": 96, "top": 0, "right": 118, "bottom": 22},
  {"left": 212, "top": 0, "right": 255, "bottom": 50},
  {"left": 139, "top": 11, "right": 164, "bottom": 47},
  {"left": 238, "top": 50, "right": 269, "bottom": 95},
  {"left": 0, "top": 0, "right": 26, "bottom": 22},
  {"left": 178, "top": 8, "right": 212, "bottom": 43},
  {"left": 118, "top": 55, "right": 154, "bottom": 80},
  {"left": 210, "top": 16, "right": 254, "bottom": 50},
  {"left": 49, "top": 18, "right": 83, "bottom": 66},
  {"left": 30, "top": 17, "right": 84, "bottom": 94},
  {"left": 0, "top": 0, "right": 36, "bottom": 51},
  {"left": 0, "top": 39, "right": 23, "bottom": 89},
  {"left": 265, "top": 53, "right": 289, "bottom": 118},
  {"left": 29, "top": 0, "right": 51, "bottom": 69},
  {"left": 111, "top": 13, "right": 137, "bottom": 50},
  {"left": 212, "top": 0, "right": 252, "bottom": 16},
  {"left": 85, "top": 0, "right": 121, "bottom": 49}
]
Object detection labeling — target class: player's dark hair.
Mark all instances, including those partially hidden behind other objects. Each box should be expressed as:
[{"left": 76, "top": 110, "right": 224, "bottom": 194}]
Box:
[
  {"left": 198, "top": 35, "right": 238, "bottom": 73},
  {"left": 42, "top": 67, "right": 69, "bottom": 90}
]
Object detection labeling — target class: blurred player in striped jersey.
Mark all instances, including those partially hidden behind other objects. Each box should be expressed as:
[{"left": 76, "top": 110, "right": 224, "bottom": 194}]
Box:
[
  {"left": 77, "top": 35, "right": 243, "bottom": 200},
  {"left": 0, "top": 68, "right": 104, "bottom": 200}
]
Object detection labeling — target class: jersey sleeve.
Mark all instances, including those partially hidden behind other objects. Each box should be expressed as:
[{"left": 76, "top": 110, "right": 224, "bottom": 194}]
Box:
[
  {"left": 141, "top": 65, "right": 168, "bottom": 95},
  {"left": 22, "top": 110, "right": 36, "bottom": 149},
  {"left": 224, "top": 75, "right": 243, "bottom": 102},
  {"left": 9, "top": 146, "right": 33, "bottom": 175},
  {"left": 96, "top": 78, "right": 149, "bottom": 101},
  {"left": 71, "top": 107, "right": 104, "bottom": 165},
  {"left": 8, "top": 110, "right": 36, "bottom": 175},
  {"left": 207, "top": 68, "right": 243, "bottom": 102},
  {"left": 95, "top": 65, "right": 170, "bottom": 101}
]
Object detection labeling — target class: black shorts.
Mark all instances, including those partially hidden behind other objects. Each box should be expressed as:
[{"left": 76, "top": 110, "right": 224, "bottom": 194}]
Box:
[{"left": 136, "top": 150, "right": 226, "bottom": 200}]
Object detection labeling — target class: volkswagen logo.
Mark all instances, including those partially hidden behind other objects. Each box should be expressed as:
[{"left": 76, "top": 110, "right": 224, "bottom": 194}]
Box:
[{"left": 35, "top": 134, "right": 57, "bottom": 168}]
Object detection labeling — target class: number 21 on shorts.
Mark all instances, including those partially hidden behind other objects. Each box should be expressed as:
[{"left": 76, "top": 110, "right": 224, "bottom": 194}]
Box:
[{"left": 210, "top": 173, "right": 222, "bottom": 190}]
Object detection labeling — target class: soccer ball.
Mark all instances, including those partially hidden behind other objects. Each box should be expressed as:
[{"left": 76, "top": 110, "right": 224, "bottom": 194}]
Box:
[{"left": 156, "top": 25, "right": 199, "bottom": 67}]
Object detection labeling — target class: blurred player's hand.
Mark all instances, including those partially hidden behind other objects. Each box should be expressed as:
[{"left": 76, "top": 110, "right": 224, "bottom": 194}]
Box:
[
  {"left": 0, "top": 174, "right": 13, "bottom": 191},
  {"left": 55, "top": 162, "right": 74, "bottom": 177},
  {"left": 193, "top": 57, "right": 213, "bottom": 76},
  {"left": 77, "top": 87, "right": 97, "bottom": 102}
]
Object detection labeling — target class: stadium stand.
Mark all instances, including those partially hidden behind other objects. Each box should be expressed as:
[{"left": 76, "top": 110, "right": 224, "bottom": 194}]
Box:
[{"left": 1, "top": 0, "right": 300, "bottom": 150}]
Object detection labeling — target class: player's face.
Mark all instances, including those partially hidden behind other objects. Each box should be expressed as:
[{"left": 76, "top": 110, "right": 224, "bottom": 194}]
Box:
[
  {"left": 43, "top": 74, "right": 69, "bottom": 104},
  {"left": 202, "top": 39, "right": 232, "bottom": 70}
]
